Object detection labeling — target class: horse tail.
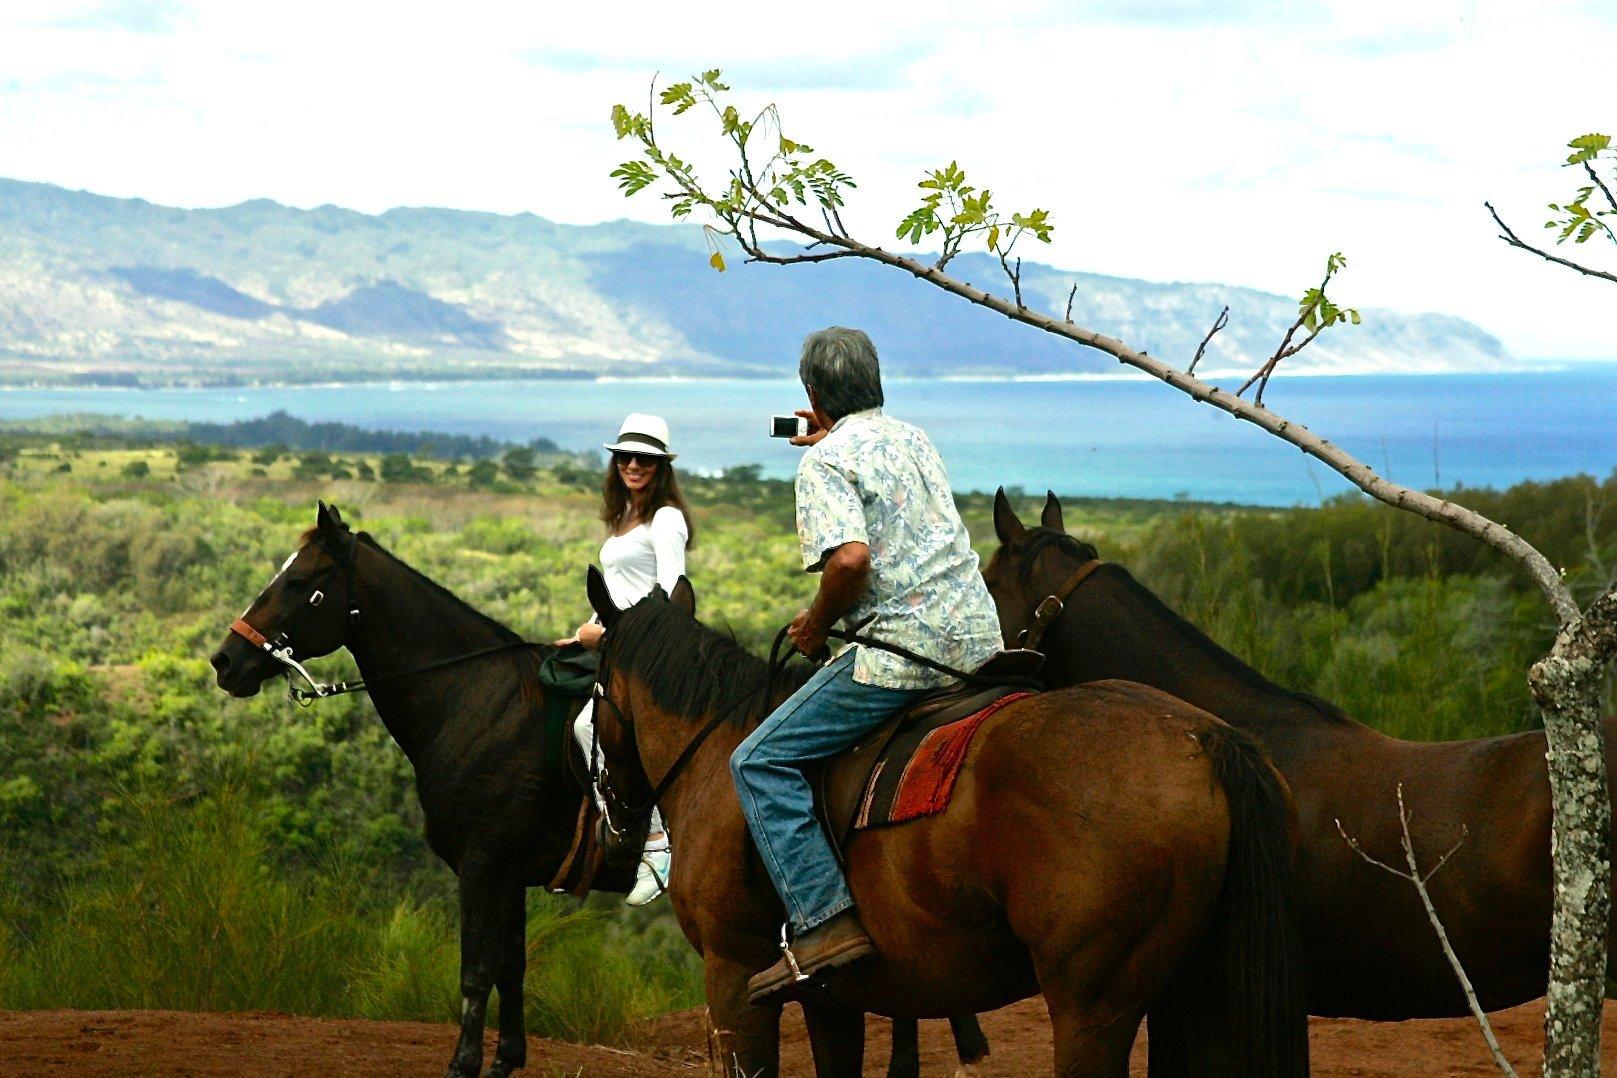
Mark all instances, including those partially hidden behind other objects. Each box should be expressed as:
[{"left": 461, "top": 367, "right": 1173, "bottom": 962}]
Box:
[{"left": 1200, "top": 720, "right": 1309, "bottom": 1077}]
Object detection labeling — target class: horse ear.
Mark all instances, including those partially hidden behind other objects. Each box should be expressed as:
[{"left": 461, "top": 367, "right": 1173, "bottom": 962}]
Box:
[
  {"left": 669, "top": 575, "right": 696, "bottom": 618},
  {"left": 993, "top": 488, "right": 1025, "bottom": 544},
  {"left": 586, "top": 566, "right": 620, "bottom": 626},
  {"left": 1041, "top": 491, "right": 1064, "bottom": 533},
  {"left": 317, "top": 501, "right": 344, "bottom": 534}
]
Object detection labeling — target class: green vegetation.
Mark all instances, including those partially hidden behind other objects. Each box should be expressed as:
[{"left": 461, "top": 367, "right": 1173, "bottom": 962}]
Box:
[{"left": 1, "top": 430, "right": 1612, "bottom": 1035}]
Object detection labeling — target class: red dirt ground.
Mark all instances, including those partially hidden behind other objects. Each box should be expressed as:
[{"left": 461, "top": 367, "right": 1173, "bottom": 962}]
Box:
[{"left": 3, "top": 998, "right": 1613, "bottom": 1075}]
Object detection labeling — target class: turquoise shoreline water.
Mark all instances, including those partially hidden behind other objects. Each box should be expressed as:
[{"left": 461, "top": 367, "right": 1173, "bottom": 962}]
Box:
[{"left": 3, "top": 368, "right": 1614, "bottom": 506}]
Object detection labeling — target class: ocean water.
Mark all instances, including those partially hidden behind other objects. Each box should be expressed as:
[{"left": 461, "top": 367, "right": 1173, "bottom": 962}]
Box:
[{"left": 3, "top": 367, "right": 1614, "bottom": 506}]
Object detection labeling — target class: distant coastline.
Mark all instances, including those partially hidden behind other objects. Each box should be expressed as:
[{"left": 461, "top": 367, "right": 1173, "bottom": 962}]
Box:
[
  {"left": 0, "top": 356, "right": 1598, "bottom": 393},
  {"left": 2, "top": 367, "right": 1613, "bottom": 506}
]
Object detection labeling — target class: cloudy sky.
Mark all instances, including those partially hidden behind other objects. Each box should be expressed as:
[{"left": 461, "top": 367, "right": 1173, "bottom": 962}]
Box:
[{"left": 2, "top": 0, "right": 1613, "bottom": 358}]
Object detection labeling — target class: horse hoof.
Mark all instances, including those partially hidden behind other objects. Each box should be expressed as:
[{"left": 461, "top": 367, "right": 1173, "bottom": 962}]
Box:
[{"left": 952, "top": 1067, "right": 981, "bottom": 1078}]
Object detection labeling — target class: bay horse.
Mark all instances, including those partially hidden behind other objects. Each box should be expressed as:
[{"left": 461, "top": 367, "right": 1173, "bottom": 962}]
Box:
[
  {"left": 984, "top": 489, "right": 1617, "bottom": 1019},
  {"left": 585, "top": 569, "right": 1308, "bottom": 1077},
  {"left": 207, "top": 503, "right": 983, "bottom": 1078},
  {"left": 210, "top": 503, "right": 592, "bottom": 1077}
]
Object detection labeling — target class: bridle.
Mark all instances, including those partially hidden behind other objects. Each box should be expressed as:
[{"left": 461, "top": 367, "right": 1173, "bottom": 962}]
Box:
[
  {"left": 1015, "top": 557, "right": 1105, "bottom": 653},
  {"left": 229, "top": 531, "right": 543, "bottom": 705},
  {"left": 230, "top": 533, "right": 364, "bottom": 703}
]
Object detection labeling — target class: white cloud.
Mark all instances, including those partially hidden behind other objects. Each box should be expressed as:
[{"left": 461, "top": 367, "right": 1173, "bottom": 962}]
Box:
[{"left": 0, "top": 0, "right": 1612, "bottom": 357}]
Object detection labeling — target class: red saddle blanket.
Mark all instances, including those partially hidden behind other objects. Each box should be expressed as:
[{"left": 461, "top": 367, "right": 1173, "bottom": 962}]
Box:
[{"left": 853, "top": 691, "right": 1033, "bottom": 830}]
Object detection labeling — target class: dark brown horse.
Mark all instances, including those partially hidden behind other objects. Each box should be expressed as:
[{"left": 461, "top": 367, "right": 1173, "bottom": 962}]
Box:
[
  {"left": 210, "top": 504, "right": 592, "bottom": 1078},
  {"left": 585, "top": 570, "right": 1308, "bottom": 1077},
  {"left": 984, "top": 489, "right": 1617, "bottom": 1019}
]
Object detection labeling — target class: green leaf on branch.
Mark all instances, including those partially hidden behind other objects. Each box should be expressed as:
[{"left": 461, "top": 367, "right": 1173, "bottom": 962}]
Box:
[
  {"left": 659, "top": 82, "right": 698, "bottom": 115},
  {"left": 1011, "top": 208, "right": 1054, "bottom": 242},
  {"left": 1565, "top": 133, "right": 1611, "bottom": 166},
  {"left": 610, "top": 160, "right": 658, "bottom": 196},
  {"left": 897, "top": 207, "right": 939, "bottom": 243}
]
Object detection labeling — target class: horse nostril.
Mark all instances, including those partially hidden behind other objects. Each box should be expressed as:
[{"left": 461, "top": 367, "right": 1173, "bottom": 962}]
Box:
[{"left": 210, "top": 651, "right": 231, "bottom": 675}]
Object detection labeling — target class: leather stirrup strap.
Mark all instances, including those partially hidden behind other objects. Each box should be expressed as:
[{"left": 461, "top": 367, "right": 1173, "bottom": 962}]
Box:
[{"left": 1023, "top": 559, "right": 1103, "bottom": 652}]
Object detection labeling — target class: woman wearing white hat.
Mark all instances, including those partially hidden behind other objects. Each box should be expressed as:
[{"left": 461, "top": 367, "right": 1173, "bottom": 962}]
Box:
[{"left": 559, "top": 413, "right": 692, "bottom": 905}]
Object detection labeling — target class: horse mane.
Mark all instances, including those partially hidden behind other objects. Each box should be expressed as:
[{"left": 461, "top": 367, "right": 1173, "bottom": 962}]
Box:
[
  {"left": 607, "top": 597, "right": 814, "bottom": 728},
  {"left": 300, "top": 524, "right": 529, "bottom": 646},
  {"left": 1021, "top": 529, "right": 1099, "bottom": 580},
  {"left": 1092, "top": 558, "right": 1353, "bottom": 726},
  {"left": 299, "top": 525, "right": 545, "bottom": 715}
]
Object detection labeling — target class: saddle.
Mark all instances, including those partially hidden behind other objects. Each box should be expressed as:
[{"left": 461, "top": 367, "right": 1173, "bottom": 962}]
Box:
[{"left": 810, "top": 649, "right": 1044, "bottom": 863}]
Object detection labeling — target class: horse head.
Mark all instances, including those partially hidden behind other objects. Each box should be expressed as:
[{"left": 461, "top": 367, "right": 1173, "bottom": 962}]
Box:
[
  {"left": 982, "top": 488, "right": 1101, "bottom": 659},
  {"left": 210, "top": 501, "right": 365, "bottom": 698}
]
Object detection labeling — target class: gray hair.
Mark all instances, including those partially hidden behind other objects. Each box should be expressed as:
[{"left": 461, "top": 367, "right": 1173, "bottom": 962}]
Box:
[{"left": 798, "top": 327, "right": 884, "bottom": 422}]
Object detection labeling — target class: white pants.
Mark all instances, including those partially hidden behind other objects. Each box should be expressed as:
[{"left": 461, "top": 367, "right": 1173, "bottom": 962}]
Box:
[{"left": 573, "top": 698, "right": 665, "bottom": 836}]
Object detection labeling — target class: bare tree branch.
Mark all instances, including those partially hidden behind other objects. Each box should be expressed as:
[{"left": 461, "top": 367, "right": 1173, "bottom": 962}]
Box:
[
  {"left": 998, "top": 252, "right": 1023, "bottom": 308},
  {"left": 703, "top": 214, "right": 1578, "bottom": 623},
  {"left": 1188, "top": 306, "right": 1230, "bottom": 376},
  {"left": 746, "top": 248, "right": 862, "bottom": 265},
  {"left": 1585, "top": 162, "right": 1617, "bottom": 218},
  {"left": 1236, "top": 260, "right": 1346, "bottom": 403},
  {"left": 1336, "top": 787, "right": 1518, "bottom": 1077},
  {"left": 1064, "top": 283, "right": 1077, "bottom": 323},
  {"left": 1485, "top": 201, "right": 1617, "bottom": 285}
]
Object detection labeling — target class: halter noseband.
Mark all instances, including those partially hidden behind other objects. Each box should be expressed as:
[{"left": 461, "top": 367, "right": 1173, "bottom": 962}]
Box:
[{"left": 1019, "top": 557, "right": 1104, "bottom": 653}]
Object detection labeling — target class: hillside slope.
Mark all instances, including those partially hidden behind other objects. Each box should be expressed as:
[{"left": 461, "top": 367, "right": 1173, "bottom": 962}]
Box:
[{"left": 0, "top": 178, "right": 1513, "bottom": 385}]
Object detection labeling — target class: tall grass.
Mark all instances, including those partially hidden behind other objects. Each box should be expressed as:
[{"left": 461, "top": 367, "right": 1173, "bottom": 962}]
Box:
[{"left": 0, "top": 788, "right": 702, "bottom": 1045}]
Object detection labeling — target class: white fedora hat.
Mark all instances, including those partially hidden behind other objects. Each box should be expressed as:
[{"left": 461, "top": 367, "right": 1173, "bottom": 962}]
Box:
[{"left": 603, "top": 413, "right": 678, "bottom": 459}]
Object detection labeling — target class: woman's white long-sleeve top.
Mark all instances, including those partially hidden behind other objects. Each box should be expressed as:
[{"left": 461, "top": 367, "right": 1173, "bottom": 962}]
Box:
[{"left": 598, "top": 505, "right": 688, "bottom": 609}]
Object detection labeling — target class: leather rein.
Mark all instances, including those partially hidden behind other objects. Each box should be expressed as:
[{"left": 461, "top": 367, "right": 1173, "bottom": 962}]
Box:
[{"left": 229, "top": 535, "right": 543, "bottom": 705}]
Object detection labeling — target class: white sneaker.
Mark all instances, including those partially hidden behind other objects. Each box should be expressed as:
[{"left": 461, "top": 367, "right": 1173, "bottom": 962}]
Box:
[{"left": 627, "top": 846, "right": 670, "bottom": 907}]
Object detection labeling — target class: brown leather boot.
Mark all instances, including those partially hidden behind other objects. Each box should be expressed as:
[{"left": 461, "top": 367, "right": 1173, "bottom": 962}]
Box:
[{"left": 746, "top": 910, "right": 877, "bottom": 1005}]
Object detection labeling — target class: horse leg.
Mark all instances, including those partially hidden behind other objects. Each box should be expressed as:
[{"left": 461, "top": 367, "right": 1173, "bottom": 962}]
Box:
[
  {"left": 886, "top": 1017, "right": 919, "bottom": 1078},
  {"left": 1144, "top": 997, "right": 1189, "bottom": 1078},
  {"left": 1047, "top": 1003, "right": 1143, "bottom": 1078},
  {"left": 486, "top": 884, "right": 528, "bottom": 1078},
  {"left": 446, "top": 869, "right": 503, "bottom": 1078},
  {"left": 703, "top": 953, "right": 783, "bottom": 1078},
  {"left": 948, "top": 1013, "right": 990, "bottom": 1072},
  {"left": 802, "top": 1003, "right": 865, "bottom": 1077}
]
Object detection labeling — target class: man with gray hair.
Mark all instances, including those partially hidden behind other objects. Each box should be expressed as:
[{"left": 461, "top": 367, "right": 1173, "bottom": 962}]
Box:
[{"left": 731, "top": 326, "right": 1002, "bottom": 1004}]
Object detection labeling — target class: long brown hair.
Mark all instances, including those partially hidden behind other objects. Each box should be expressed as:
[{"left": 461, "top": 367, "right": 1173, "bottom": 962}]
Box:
[{"left": 599, "top": 455, "right": 695, "bottom": 547}]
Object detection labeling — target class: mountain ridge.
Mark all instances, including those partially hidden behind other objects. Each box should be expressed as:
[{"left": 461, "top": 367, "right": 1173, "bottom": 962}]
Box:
[{"left": 0, "top": 177, "right": 1515, "bottom": 386}]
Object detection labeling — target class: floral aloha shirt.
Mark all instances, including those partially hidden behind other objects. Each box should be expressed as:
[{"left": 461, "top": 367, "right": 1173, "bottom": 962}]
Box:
[{"left": 795, "top": 408, "right": 1002, "bottom": 690}]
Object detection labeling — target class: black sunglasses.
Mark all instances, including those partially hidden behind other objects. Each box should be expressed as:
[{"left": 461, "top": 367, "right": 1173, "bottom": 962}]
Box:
[{"left": 613, "top": 451, "right": 662, "bottom": 467}]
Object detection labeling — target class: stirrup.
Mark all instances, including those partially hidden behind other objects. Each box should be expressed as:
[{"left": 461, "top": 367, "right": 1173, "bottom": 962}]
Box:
[
  {"left": 779, "top": 923, "right": 809, "bottom": 983},
  {"left": 643, "top": 854, "right": 669, "bottom": 897}
]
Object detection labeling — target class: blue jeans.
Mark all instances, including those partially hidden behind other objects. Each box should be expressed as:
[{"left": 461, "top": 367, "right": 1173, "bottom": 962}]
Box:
[{"left": 730, "top": 649, "right": 922, "bottom": 933}]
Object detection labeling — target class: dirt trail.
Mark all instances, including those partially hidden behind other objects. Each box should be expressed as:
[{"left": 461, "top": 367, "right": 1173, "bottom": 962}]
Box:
[{"left": 4, "top": 998, "right": 1614, "bottom": 1075}]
